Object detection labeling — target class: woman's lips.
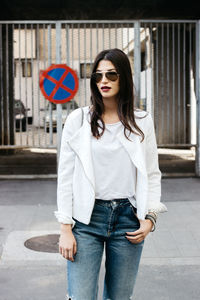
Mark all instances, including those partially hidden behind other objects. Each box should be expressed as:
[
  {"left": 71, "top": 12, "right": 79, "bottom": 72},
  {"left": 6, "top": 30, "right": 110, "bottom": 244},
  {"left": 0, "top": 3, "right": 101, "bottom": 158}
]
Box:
[{"left": 101, "top": 86, "right": 111, "bottom": 92}]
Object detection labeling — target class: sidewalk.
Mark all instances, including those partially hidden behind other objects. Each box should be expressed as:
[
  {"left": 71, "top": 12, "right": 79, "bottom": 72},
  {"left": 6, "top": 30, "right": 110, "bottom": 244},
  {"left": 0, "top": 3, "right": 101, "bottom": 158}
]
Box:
[
  {"left": 0, "top": 178, "right": 200, "bottom": 300},
  {"left": 0, "top": 147, "right": 195, "bottom": 176}
]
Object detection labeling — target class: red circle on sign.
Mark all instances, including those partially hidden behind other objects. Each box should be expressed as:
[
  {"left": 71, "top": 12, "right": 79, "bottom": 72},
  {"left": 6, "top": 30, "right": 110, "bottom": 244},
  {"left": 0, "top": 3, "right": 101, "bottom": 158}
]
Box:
[{"left": 39, "top": 64, "right": 79, "bottom": 104}]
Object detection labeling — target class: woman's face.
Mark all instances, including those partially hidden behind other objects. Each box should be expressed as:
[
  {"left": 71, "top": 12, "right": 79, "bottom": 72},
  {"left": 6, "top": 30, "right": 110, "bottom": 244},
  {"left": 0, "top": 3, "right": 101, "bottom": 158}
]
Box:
[{"left": 95, "top": 60, "right": 120, "bottom": 100}]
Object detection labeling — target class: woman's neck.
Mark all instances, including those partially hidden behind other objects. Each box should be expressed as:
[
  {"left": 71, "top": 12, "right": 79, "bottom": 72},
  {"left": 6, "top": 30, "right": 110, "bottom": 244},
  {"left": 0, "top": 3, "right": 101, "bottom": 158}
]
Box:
[
  {"left": 102, "top": 97, "right": 118, "bottom": 115},
  {"left": 102, "top": 99, "right": 119, "bottom": 123}
]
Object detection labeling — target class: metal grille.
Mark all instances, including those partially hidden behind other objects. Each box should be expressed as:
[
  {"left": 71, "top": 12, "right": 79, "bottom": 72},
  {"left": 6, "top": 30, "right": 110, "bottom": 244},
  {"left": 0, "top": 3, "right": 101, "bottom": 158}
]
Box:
[
  {"left": 0, "top": 21, "right": 199, "bottom": 174},
  {"left": 140, "top": 21, "right": 197, "bottom": 148}
]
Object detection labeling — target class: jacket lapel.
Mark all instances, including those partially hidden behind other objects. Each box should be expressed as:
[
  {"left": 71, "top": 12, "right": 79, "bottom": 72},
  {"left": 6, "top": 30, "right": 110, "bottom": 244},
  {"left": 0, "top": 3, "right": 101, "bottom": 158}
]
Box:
[
  {"left": 68, "top": 118, "right": 96, "bottom": 190},
  {"left": 116, "top": 129, "right": 147, "bottom": 177}
]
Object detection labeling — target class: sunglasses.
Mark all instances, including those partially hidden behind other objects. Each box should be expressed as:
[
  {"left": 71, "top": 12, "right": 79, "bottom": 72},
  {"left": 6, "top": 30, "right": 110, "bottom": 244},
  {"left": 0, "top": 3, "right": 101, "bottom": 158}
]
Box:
[{"left": 91, "top": 71, "right": 120, "bottom": 83}]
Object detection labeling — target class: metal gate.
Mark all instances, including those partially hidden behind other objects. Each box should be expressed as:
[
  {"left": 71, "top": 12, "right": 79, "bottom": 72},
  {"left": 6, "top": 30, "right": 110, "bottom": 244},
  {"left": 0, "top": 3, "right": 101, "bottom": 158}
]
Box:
[{"left": 0, "top": 20, "right": 199, "bottom": 174}]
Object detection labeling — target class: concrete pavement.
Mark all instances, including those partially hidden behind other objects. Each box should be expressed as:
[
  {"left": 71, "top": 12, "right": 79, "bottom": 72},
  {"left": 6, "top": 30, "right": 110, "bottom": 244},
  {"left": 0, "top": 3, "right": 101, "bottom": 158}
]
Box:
[{"left": 0, "top": 178, "right": 200, "bottom": 300}]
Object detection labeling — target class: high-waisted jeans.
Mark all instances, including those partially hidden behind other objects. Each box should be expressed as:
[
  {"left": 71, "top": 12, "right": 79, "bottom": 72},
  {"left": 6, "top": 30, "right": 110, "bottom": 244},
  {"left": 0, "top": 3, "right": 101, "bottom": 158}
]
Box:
[{"left": 66, "top": 198, "right": 144, "bottom": 300}]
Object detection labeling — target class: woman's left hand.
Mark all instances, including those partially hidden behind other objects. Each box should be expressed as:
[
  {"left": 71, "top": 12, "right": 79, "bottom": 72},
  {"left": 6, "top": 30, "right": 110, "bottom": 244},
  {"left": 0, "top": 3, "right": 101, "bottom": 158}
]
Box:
[{"left": 125, "top": 219, "right": 153, "bottom": 244}]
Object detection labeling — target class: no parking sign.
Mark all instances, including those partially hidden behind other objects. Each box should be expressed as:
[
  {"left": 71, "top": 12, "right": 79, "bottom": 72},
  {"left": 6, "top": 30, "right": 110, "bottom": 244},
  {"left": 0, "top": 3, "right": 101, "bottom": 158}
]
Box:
[{"left": 39, "top": 64, "right": 79, "bottom": 104}]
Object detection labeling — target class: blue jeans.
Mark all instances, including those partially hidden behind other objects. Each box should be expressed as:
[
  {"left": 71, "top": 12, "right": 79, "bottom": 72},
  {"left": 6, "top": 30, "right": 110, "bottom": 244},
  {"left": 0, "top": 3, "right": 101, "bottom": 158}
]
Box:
[{"left": 66, "top": 198, "right": 144, "bottom": 300}]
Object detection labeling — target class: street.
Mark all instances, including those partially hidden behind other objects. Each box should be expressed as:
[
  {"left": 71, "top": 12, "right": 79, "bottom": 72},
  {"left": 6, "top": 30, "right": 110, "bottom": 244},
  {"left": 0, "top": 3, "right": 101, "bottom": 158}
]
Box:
[{"left": 0, "top": 178, "right": 200, "bottom": 300}]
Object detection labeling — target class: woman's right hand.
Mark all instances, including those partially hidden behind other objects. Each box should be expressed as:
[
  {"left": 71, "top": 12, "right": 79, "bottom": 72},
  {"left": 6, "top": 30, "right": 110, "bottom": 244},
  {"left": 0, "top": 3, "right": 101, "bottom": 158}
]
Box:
[{"left": 59, "top": 224, "right": 77, "bottom": 262}]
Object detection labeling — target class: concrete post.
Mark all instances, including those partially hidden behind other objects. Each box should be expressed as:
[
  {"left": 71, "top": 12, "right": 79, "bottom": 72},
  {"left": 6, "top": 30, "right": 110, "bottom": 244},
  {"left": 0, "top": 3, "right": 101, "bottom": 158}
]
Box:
[{"left": 0, "top": 24, "right": 14, "bottom": 149}]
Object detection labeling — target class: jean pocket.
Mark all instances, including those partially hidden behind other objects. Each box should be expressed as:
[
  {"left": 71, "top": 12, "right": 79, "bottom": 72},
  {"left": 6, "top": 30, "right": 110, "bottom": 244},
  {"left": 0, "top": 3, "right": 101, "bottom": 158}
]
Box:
[
  {"left": 72, "top": 217, "right": 84, "bottom": 227},
  {"left": 94, "top": 201, "right": 106, "bottom": 208},
  {"left": 129, "top": 204, "right": 140, "bottom": 222}
]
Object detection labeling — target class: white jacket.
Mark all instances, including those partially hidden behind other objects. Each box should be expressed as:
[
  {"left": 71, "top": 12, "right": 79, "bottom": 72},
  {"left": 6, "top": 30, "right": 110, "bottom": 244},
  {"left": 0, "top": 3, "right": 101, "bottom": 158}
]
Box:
[{"left": 54, "top": 106, "right": 167, "bottom": 228}]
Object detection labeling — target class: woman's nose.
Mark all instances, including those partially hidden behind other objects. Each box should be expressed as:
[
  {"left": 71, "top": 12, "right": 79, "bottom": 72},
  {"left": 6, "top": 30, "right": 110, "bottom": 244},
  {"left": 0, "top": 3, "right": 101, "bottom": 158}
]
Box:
[{"left": 101, "top": 73, "right": 108, "bottom": 83}]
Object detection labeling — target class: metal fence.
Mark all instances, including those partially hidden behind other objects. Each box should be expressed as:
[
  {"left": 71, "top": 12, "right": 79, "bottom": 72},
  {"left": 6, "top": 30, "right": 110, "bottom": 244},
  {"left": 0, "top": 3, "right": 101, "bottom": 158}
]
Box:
[
  {"left": 0, "top": 20, "right": 199, "bottom": 174},
  {"left": 140, "top": 21, "right": 197, "bottom": 148}
]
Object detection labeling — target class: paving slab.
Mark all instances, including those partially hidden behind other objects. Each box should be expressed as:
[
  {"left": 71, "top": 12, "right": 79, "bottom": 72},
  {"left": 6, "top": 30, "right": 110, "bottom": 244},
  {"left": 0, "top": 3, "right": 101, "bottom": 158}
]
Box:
[{"left": 0, "top": 264, "right": 200, "bottom": 300}]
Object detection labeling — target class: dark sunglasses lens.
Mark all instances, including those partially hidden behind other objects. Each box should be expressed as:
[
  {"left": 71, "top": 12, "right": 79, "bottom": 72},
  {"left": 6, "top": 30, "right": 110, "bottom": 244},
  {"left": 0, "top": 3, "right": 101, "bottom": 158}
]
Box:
[
  {"left": 106, "top": 72, "right": 118, "bottom": 81},
  {"left": 92, "top": 73, "right": 102, "bottom": 83},
  {"left": 91, "top": 72, "right": 118, "bottom": 82}
]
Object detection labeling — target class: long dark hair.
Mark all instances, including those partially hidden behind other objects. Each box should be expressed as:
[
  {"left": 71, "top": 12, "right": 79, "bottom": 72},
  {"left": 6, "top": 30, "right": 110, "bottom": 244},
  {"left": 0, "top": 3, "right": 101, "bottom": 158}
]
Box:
[{"left": 89, "top": 48, "right": 145, "bottom": 142}]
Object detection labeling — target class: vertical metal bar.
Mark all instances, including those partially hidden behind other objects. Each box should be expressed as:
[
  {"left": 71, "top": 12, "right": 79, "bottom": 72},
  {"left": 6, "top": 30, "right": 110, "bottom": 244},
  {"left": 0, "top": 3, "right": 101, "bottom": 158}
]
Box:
[
  {"left": 71, "top": 23, "right": 75, "bottom": 110},
  {"left": 178, "top": 23, "right": 180, "bottom": 143},
  {"left": 66, "top": 23, "right": 70, "bottom": 115},
  {"left": 9, "top": 23, "right": 14, "bottom": 147},
  {"left": 48, "top": 24, "right": 53, "bottom": 145},
  {"left": 121, "top": 23, "right": 123, "bottom": 49},
  {"left": 18, "top": 24, "right": 22, "bottom": 144},
  {"left": 43, "top": 23, "right": 47, "bottom": 148},
  {"left": 36, "top": 24, "right": 40, "bottom": 147},
  {"left": 144, "top": 23, "right": 147, "bottom": 111},
  {"left": 65, "top": 23, "right": 68, "bottom": 65},
  {"left": 90, "top": 23, "right": 93, "bottom": 81},
  {"left": 66, "top": 23, "right": 70, "bottom": 64},
  {"left": 0, "top": 24, "right": 3, "bottom": 145},
  {"left": 31, "top": 23, "right": 35, "bottom": 147},
  {"left": 69, "top": 24, "right": 74, "bottom": 68},
  {"left": 150, "top": 22, "right": 154, "bottom": 118},
  {"left": 131, "top": 22, "right": 134, "bottom": 80},
  {"left": 84, "top": 23, "right": 87, "bottom": 106},
  {"left": 134, "top": 21, "right": 141, "bottom": 107},
  {"left": 12, "top": 24, "right": 16, "bottom": 140},
  {"left": 155, "top": 23, "right": 159, "bottom": 140},
  {"left": 172, "top": 23, "right": 175, "bottom": 143},
  {"left": 71, "top": 23, "right": 74, "bottom": 69},
  {"left": 102, "top": 23, "right": 105, "bottom": 50},
  {"left": 161, "top": 23, "right": 164, "bottom": 144},
  {"left": 127, "top": 23, "right": 130, "bottom": 55},
  {"left": 115, "top": 23, "right": 117, "bottom": 48},
  {"left": 109, "top": 23, "right": 111, "bottom": 48},
  {"left": 78, "top": 23, "right": 81, "bottom": 106},
  {"left": 195, "top": 21, "right": 200, "bottom": 176},
  {"left": 25, "top": 23, "right": 28, "bottom": 145},
  {"left": 189, "top": 23, "right": 192, "bottom": 146},
  {"left": 183, "top": 23, "right": 186, "bottom": 143},
  {"left": 56, "top": 21, "right": 62, "bottom": 162},
  {"left": 167, "top": 23, "right": 170, "bottom": 142},
  {"left": 6, "top": 24, "right": 10, "bottom": 145},
  {"left": 96, "top": 23, "right": 99, "bottom": 55}
]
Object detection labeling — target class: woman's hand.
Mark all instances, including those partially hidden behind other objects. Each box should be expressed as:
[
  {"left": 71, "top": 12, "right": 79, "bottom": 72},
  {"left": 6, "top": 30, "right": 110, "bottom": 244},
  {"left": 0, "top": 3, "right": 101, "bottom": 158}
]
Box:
[
  {"left": 125, "top": 219, "right": 153, "bottom": 244},
  {"left": 59, "top": 225, "right": 77, "bottom": 262}
]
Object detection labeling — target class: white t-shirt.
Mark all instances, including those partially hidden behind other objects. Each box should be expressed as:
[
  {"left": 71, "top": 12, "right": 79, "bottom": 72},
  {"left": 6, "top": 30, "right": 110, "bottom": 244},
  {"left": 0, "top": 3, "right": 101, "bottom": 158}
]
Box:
[{"left": 91, "top": 120, "right": 137, "bottom": 207}]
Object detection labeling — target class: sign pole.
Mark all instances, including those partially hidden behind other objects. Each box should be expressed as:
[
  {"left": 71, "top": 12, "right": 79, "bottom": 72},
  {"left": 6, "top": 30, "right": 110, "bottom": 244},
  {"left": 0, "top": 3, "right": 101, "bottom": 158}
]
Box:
[{"left": 56, "top": 21, "right": 62, "bottom": 166}]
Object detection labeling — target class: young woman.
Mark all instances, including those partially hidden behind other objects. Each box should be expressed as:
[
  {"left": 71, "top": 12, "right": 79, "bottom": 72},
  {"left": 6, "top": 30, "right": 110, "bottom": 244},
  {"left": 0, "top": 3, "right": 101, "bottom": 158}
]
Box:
[{"left": 55, "top": 48, "right": 167, "bottom": 300}]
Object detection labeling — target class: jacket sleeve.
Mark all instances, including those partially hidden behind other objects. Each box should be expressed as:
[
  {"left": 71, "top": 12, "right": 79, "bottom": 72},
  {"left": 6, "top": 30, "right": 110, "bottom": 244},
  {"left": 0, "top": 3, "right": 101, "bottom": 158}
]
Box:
[
  {"left": 54, "top": 110, "right": 79, "bottom": 227},
  {"left": 145, "top": 113, "right": 168, "bottom": 214}
]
